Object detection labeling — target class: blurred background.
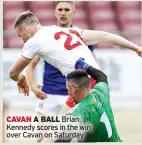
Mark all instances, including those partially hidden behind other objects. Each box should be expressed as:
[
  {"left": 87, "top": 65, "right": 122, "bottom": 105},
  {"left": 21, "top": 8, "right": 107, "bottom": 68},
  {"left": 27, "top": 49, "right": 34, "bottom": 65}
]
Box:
[{"left": 3, "top": 1, "right": 142, "bottom": 143}]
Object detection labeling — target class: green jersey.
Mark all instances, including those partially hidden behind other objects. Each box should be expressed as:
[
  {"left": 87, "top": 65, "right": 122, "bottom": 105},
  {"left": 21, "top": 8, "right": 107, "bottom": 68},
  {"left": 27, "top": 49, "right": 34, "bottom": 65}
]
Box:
[{"left": 67, "top": 82, "right": 122, "bottom": 142}]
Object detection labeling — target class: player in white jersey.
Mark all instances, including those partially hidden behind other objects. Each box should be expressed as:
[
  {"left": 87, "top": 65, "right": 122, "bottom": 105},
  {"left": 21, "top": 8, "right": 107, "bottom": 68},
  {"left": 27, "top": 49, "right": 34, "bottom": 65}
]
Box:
[
  {"left": 22, "top": 25, "right": 99, "bottom": 77},
  {"left": 9, "top": 10, "right": 142, "bottom": 96}
]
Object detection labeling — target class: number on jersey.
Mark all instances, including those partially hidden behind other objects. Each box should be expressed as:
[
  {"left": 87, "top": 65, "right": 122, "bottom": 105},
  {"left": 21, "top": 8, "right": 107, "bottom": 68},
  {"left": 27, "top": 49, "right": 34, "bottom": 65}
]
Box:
[{"left": 54, "top": 29, "right": 85, "bottom": 50}]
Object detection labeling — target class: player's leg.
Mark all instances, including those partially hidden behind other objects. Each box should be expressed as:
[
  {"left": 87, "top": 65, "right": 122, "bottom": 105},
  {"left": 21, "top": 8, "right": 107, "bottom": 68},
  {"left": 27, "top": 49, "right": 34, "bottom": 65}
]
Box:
[
  {"left": 58, "top": 103, "right": 71, "bottom": 115},
  {"left": 35, "top": 94, "right": 68, "bottom": 142},
  {"left": 58, "top": 95, "right": 76, "bottom": 115},
  {"left": 41, "top": 95, "right": 76, "bottom": 143},
  {"left": 35, "top": 96, "right": 53, "bottom": 143}
]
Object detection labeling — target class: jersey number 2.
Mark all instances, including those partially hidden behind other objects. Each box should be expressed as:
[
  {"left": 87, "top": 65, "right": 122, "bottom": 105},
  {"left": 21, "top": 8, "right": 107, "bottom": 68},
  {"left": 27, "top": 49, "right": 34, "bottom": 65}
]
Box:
[
  {"left": 100, "top": 112, "right": 112, "bottom": 138},
  {"left": 54, "top": 29, "right": 85, "bottom": 50}
]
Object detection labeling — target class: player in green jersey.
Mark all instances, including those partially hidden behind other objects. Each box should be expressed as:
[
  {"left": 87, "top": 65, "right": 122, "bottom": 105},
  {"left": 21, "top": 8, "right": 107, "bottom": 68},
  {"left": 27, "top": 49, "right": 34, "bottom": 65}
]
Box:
[{"left": 55, "top": 57, "right": 122, "bottom": 142}]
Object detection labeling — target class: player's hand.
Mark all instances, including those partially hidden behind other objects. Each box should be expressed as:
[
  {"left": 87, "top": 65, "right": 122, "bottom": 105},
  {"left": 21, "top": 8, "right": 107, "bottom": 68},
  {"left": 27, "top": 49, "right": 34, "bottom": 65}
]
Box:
[
  {"left": 136, "top": 47, "right": 142, "bottom": 57},
  {"left": 32, "top": 84, "right": 47, "bottom": 100},
  {"left": 17, "top": 75, "right": 29, "bottom": 96},
  {"left": 75, "top": 57, "right": 89, "bottom": 71}
]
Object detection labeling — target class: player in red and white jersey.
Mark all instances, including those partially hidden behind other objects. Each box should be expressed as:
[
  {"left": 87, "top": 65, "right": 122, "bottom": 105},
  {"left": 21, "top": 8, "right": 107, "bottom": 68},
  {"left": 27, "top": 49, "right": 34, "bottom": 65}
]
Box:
[
  {"left": 21, "top": 25, "right": 99, "bottom": 77},
  {"left": 9, "top": 10, "right": 142, "bottom": 98}
]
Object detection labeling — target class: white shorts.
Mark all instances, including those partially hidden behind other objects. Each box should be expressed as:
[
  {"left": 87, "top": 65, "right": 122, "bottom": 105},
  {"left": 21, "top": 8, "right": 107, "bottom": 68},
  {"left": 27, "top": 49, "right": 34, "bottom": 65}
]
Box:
[{"left": 35, "top": 94, "right": 68, "bottom": 115}]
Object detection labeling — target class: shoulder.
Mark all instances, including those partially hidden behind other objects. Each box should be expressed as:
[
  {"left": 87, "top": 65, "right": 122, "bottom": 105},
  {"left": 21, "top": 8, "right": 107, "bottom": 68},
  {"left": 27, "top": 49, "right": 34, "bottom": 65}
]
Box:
[
  {"left": 92, "top": 82, "right": 110, "bottom": 97},
  {"left": 23, "top": 37, "right": 39, "bottom": 50},
  {"left": 23, "top": 38, "right": 34, "bottom": 49},
  {"left": 22, "top": 35, "right": 43, "bottom": 57},
  {"left": 93, "top": 82, "right": 109, "bottom": 90}
]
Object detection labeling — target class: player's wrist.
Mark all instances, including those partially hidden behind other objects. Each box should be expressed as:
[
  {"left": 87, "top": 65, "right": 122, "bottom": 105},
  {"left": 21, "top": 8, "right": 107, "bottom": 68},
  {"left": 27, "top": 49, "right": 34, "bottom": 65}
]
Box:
[
  {"left": 82, "top": 63, "right": 89, "bottom": 71},
  {"left": 18, "top": 74, "right": 25, "bottom": 81},
  {"left": 31, "top": 84, "right": 37, "bottom": 91}
]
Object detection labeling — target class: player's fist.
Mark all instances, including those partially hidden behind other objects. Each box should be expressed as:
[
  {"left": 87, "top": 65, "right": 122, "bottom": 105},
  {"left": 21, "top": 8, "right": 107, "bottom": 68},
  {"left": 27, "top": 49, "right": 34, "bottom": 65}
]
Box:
[{"left": 75, "top": 57, "right": 89, "bottom": 71}]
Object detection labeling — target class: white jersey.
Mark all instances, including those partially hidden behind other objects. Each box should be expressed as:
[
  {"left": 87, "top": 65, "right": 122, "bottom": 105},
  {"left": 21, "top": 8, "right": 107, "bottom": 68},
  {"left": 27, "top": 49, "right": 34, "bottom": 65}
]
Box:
[{"left": 22, "top": 25, "right": 99, "bottom": 76}]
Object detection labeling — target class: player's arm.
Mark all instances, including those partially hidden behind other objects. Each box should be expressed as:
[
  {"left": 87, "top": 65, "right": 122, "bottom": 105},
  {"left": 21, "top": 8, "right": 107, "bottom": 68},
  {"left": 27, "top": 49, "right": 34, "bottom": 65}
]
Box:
[
  {"left": 86, "top": 66, "right": 107, "bottom": 84},
  {"left": 82, "top": 30, "right": 142, "bottom": 56},
  {"left": 26, "top": 55, "right": 40, "bottom": 88},
  {"left": 9, "top": 56, "right": 31, "bottom": 96},
  {"left": 75, "top": 58, "right": 107, "bottom": 84},
  {"left": 9, "top": 41, "right": 40, "bottom": 81},
  {"left": 9, "top": 56, "right": 31, "bottom": 81},
  {"left": 92, "top": 49, "right": 100, "bottom": 69},
  {"left": 26, "top": 55, "right": 47, "bottom": 99},
  {"left": 9, "top": 41, "right": 43, "bottom": 95},
  {"left": 88, "top": 45, "right": 101, "bottom": 69}
]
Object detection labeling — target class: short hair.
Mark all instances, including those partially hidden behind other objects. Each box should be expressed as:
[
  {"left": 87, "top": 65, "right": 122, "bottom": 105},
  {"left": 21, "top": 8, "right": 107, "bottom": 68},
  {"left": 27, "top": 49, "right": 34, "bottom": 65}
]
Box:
[
  {"left": 67, "top": 70, "right": 90, "bottom": 89},
  {"left": 14, "top": 10, "right": 40, "bottom": 29},
  {"left": 54, "top": 1, "right": 75, "bottom": 9}
]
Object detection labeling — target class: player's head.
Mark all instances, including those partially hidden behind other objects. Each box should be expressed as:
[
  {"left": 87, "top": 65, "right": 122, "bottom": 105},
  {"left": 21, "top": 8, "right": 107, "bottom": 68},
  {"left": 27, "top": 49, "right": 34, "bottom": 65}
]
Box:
[
  {"left": 54, "top": 1, "right": 75, "bottom": 27},
  {"left": 14, "top": 10, "right": 41, "bottom": 43},
  {"left": 66, "top": 70, "right": 90, "bottom": 103}
]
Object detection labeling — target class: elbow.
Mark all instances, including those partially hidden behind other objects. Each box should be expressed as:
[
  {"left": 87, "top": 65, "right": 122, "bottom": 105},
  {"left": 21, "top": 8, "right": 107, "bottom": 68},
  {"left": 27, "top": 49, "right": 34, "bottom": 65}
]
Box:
[
  {"left": 9, "top": 70, "right": 17, "bottom": 80},
  {"left": 9, "top": 71, "right": 14, "bottom": 80},
  {"left": 103, "top": 73, "right": 108, "bottom": 84},
  {"left": 98, "top": 71, "right": 108, "bottom": 84}
]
